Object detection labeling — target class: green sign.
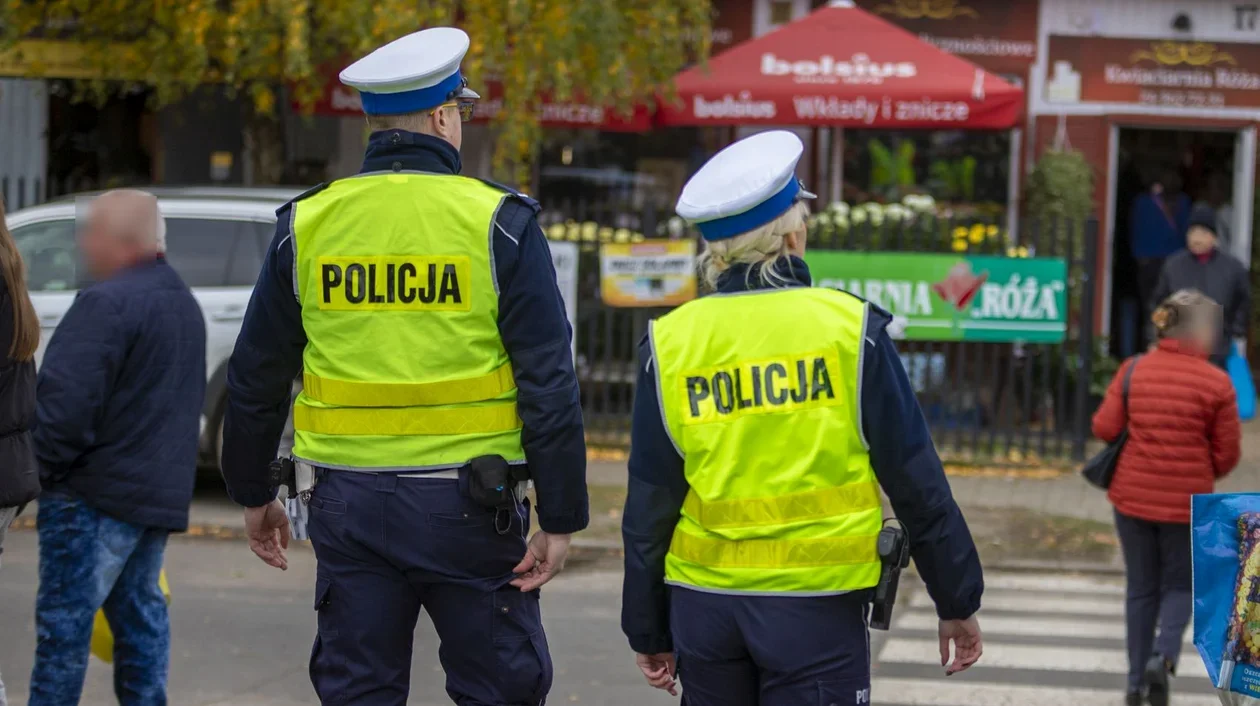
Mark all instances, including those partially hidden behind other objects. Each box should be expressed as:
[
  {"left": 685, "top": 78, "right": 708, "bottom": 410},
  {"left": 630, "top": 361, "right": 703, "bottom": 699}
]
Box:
[{"left": 805, "top": 252, "right": 1069, "bottom": 343}]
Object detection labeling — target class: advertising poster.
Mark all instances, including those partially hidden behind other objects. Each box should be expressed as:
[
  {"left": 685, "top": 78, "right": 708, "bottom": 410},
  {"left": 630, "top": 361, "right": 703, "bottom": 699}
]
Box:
[
  {"left": 547, "top": 239, "right": 579, "bottom": 358},
  {"left": 805, "top": 251, "right": 1068, "bottom": 343},
  {"left": 1192, "top": 493, "right": 1260, "bottom": 704},
  {"left": 599, "top": 240, "right": 697, "bottom": 308}
]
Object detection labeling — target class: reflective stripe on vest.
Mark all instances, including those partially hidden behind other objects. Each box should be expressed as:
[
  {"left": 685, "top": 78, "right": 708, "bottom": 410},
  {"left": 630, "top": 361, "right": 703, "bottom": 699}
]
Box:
[
  {"left": 651, "top": 287, "right": 881, "bottom": 595},
  {"left": 290, "top": 173, "right": 525, "bottom": 470}
]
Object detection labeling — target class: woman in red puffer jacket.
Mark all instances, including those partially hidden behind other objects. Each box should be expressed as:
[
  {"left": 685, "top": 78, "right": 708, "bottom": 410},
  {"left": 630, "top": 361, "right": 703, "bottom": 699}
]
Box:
[{"left": 1093, "top": 288, "right": 1242, "bottom": 706}]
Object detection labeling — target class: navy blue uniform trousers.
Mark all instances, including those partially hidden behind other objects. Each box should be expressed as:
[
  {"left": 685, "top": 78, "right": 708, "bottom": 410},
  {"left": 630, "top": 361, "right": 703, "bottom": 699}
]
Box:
[
  {"left": 672, "top": 588, "right": 871, "bottom": 706},
  {"left": 307, "top": 470, "right": 552, "bottom": 706}
]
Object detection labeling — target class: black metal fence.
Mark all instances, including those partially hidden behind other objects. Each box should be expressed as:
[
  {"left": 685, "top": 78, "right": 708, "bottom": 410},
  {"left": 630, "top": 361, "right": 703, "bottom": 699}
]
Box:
[{"left": 551, "top": 202, "right": 1100, "bottom": 462}]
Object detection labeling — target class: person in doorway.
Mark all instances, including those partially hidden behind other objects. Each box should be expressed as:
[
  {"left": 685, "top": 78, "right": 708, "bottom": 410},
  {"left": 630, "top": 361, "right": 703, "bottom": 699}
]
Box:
[
  {"left": 1150, "top": 205, "right": 1250, "bottom": 368},
  {"left": 220, "top": 27, "right": 588, "bottom": 705},
  {"left": 620, "top": 130, "right": 984, "bottom": 704},
  {"left": 1192, "top": 171, "right": 1234, "bottom": 254},
  {"left": 28, "top": 190, "right": 206, "bottom": 706},
  {"left": 1093, "top": 289, "right": 1241, "bottom": 706},
  {"left": 1130, "top": 172, "right": 1191, "bottom": 344},
  {"left": 0, "top": 196, "right": 40, "bottom": 706}
]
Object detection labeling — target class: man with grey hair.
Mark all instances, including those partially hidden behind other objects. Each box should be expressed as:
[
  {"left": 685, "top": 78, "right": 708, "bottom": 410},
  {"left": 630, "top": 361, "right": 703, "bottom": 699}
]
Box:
[{"left": 28, "top": 189, "right": 206, "bottom": 706}]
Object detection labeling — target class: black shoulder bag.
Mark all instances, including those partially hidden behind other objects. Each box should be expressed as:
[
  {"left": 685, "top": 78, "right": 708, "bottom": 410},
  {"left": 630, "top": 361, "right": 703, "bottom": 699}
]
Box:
[{"left": 1081, "top": 355, "right": 1141, "bottom": 490}]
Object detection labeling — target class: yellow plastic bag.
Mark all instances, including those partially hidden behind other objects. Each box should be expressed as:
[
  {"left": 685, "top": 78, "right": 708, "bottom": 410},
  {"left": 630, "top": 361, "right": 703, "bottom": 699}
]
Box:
[{"left": 89, "top": 570, "right": 171, "bottom": 664}]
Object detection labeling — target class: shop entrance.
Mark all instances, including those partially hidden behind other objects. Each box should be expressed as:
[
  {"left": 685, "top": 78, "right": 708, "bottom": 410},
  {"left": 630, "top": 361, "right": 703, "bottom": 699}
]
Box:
[{"left": 1108, "top": 125, "right": 1253, "bottom": 358}]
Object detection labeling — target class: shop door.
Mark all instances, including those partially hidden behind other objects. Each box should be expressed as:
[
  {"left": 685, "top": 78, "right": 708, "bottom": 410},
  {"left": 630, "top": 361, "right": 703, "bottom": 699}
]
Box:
[{"left": 1231, "top": 127, "right": 1256, "bottom": 267}]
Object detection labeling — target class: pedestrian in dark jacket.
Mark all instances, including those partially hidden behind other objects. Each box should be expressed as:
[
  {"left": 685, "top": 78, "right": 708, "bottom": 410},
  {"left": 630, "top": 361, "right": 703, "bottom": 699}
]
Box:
[
  {"left": 1093, "top": 289, "right": 1241, "bottom": 706},
  {"left": 0, "top": 195, "right": 40, "bottom": 706},
  {"left": 1150, "top": 205, "right": 1250, "bottom": 367},
  {"left": 28, "top": 189, "right": 206, "bottom": 706}
]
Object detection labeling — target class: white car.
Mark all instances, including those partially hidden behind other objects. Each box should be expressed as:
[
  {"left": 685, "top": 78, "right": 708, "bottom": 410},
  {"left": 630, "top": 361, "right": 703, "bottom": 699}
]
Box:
[{"left": 5, "top": 187, "right": 302, "bottom": 468}]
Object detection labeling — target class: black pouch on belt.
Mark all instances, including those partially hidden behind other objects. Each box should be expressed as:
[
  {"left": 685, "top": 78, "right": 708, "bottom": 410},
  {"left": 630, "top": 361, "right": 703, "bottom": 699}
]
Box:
[{"left": 465, "top": 455, "right": 515, "bottom": 509}]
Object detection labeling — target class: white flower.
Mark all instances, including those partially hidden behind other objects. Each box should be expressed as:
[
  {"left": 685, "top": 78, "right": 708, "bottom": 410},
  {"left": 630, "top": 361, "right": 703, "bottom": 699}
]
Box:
[
  {"left": 850, "top": 208, "right": 868, "bottom": 224},
  {"left": 815, "top": 212, "right": 833, "bottom": 227},
  {"left": 884, "top": 204, "right": 911, "bottom": 222},
  {"left": 828, "top": 201, "right": 850, "bottom": 216},
  {"left": 667, "top": 217, "right": 685, "bottom": 238},
  {"left": 835, "top": 214, "right": 850, "bottom": 229}
]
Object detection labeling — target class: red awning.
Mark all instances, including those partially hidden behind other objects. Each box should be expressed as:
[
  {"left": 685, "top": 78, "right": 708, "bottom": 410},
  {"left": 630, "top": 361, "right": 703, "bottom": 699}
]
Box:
[
  {"left": 657, "top": 0, "right": 1023, "bottom": 129},
  {"left": 300, "top": 77, "right": 651, "bottom": 132}
]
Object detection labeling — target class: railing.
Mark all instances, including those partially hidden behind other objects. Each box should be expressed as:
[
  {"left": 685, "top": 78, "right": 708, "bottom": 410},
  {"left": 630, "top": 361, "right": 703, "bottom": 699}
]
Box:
[{"left": 549, "top": 202, "right": 1098, "bottom": 462}]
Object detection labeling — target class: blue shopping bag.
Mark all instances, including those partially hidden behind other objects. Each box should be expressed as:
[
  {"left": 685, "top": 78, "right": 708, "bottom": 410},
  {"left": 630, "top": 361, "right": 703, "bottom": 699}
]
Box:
[
  {"left": 1192, "top": 493, "right": 1260, "bottom": 704},
  {"left": 1227, "top": 342, "right": 1256, "bottom": 421}
]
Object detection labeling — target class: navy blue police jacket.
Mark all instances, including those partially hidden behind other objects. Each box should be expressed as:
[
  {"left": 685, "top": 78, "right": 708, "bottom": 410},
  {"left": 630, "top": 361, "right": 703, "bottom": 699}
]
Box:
[
  {"left": 220, "top": 130, "right": 589, "bottom": 535},
  {"left": 621, "top": 256, "right": 984, "bottom": 654}
]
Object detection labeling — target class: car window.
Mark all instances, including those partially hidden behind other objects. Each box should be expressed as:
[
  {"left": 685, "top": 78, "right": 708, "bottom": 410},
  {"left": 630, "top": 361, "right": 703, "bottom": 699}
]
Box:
[
  {"left": 227, "top": 221, "right": 271, "bottom": 286},
  {"left": 164, "top": 218, "right": 240, "bottom": 287},
  {"left": 11, "top": 219, "right": 77, "bottom": 292}
]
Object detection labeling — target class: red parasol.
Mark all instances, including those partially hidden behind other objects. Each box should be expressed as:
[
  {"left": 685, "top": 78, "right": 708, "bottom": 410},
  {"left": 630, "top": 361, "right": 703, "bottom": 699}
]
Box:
[{"left": 657, "top": 0, "right": 1023, "bottom": 129}]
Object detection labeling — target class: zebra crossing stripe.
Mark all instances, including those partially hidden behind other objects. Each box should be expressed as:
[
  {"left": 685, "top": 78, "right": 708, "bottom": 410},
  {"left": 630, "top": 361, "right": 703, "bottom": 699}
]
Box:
[
  {"left": 892, "top": 610, "right": 1196, "bottom": 646},
  {"left": 870, "top": 678, "right": 1222, "bottom": 706},
  {"left": 908, "top": 591, "right": 1118, "bottom": 616},
  {"left": 979, "top": 574, "right": 1124, "bottom": 596},
  {"left": 878, "top": 638, "right": 1210, "bottom": 680}
]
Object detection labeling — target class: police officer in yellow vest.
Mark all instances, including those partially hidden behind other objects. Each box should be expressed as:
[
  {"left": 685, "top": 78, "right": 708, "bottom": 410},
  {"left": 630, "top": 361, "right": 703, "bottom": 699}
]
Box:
[
  {"left": 220, "top": 28, "right": 589, "bottom": 705},
  {"left": 620, "top": 131, "right": 984, "bottom": 703}
]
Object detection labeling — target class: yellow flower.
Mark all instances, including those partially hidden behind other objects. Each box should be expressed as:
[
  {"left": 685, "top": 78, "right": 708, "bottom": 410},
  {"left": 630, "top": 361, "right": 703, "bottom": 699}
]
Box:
[
  {"left": 986, "top": 224, "right": 1000, "bottom": 238},
  {"left": 1017, "top": 246, "right": 1029, "bottom": 258},
  {"left": 951, "top": 238, "right": 968, "bottom": 252},
  {"left": 1006, "top": 247, "right": 1017, "bottom": 258},
  {"left": 547, "top": 223, "right": 565, "bottom": 240},
  {"left": 614, "top": 228, "right": 632, "bottom": 242},
  {"left": 967, "top": 224, "right": 985, "bottom": 244},
  {"left": 581, "top": 222, "right": 598, "bottom": 241},
  {"left": 598, "top": 226, "right": 614, "bottom": 242},
  {"left": 952, "top": 225, "right": 968, "bottom": 239}
]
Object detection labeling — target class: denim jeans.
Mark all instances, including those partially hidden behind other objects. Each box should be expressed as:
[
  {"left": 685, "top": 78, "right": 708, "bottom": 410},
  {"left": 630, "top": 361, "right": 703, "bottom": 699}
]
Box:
[
  {"left": 0, "top": 504, "right": 18, "bottom": 706},
  {"left": 29, "top": 492, "right": 170, "bottom": 706}
]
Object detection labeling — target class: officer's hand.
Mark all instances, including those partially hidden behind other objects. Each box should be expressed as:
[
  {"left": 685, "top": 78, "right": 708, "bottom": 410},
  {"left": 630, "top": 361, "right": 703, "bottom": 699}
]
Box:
[
  {"left": 939, "top": 615, "right": 983, "bottom": 675},
  {"left": 244, "top": 499, "right": 291, "bottom": 571},
  {"left": 635, "top": 652, "right": 678, "bottom": 696},
  {"left": 510, "top": 531, "right": 571, "bottom": 591}
]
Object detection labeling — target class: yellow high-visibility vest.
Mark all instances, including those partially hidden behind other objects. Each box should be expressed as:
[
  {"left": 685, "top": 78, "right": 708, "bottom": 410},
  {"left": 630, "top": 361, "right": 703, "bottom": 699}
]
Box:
[
  {"left": 650, "top": 286, "right": 882, "bottom": 594},
  {"left": 289, "top": 173, "right": 524, "bottom": 470}
]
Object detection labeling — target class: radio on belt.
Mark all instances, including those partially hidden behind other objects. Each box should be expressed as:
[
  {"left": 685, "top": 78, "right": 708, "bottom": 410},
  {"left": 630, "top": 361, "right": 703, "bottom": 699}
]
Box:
[{"left": 870, "top": 521, "right": 911, "bottom": 631}]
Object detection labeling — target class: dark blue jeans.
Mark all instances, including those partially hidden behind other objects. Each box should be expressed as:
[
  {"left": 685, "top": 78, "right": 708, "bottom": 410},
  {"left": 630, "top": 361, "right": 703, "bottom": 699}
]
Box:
[
  {"left": 29, "top": 492, "right": 170, "bottom": 706},
  {"left": 1115, "top": 510, "right": 1192, "bottom": 691}
]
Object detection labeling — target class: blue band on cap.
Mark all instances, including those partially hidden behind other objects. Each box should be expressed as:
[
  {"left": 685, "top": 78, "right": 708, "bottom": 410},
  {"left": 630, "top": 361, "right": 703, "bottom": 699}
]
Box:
[
  {"left": 696, "top": 178, "right": 802, "bottom": 242},
  {"left": 359, "top": 71, "right": 465, "bottom": 115}
]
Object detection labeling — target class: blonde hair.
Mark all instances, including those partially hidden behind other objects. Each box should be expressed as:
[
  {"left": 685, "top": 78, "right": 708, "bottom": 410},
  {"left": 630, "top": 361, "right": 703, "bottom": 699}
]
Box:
[
  {"left": 697, "top": 200, "right": 810, "bottom": 290},
  {"left": 1152, "top": 288, "right": 1220, "bottom": 340}
]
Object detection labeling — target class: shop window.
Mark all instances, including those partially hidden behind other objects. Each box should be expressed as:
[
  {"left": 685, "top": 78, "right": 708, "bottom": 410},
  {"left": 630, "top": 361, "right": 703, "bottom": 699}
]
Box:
[
  {"left": 769, "top": 0, "right": 793, "bottom": 24},
  {"left": 842, "top": 130, "right": 1011, "bottom": 217}
]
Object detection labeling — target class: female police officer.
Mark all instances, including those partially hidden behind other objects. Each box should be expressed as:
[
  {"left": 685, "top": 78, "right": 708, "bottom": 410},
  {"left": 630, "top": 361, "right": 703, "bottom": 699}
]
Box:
[{"left": 620, "top": 130, "right": 984, "bottom": 703}]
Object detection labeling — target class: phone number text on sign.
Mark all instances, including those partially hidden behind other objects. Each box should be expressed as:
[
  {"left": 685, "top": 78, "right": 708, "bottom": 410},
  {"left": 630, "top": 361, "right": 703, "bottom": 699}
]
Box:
[{"left": 1138, "top": 89, "right": 1227, "bottom": 107}]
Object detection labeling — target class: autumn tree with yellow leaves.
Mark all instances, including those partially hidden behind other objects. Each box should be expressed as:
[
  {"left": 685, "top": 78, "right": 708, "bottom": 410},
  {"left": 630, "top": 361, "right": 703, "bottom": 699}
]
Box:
[{"left": 0, "top": 0, "right": 711, "bottom": 185}]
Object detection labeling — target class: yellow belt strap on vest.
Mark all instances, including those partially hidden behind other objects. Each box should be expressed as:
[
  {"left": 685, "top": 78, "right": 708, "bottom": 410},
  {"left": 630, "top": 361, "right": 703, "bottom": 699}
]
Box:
[
  {"left": 302, "top": 363, "right": 516, "bottom": 408},
  {"left": 682, "top": 481, "right": 881, "bottom": 530},
  {"left": 669, "top": 531, "right": 881, "bottom": 569},
  {"left": 293, "top": 402, "right": 522, "bottom": 436}
]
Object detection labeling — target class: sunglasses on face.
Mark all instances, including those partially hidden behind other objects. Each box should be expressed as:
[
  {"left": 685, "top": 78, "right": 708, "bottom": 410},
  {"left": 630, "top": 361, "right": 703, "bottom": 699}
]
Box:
[{"left": 432, "top": 100, "right": 476, "bottom": 123}]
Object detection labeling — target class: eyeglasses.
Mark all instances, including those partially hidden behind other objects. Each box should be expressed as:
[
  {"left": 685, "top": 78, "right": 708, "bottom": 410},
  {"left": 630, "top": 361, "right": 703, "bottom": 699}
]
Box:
[{"left": 432, "top": 100, "right": 476, "bottom": 123}]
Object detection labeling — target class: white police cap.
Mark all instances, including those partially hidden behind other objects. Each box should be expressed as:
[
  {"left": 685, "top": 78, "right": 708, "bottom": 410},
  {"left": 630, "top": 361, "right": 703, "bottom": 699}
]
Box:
[
  {"left": 339, "top": 27, "right": 480, "bottom": 116},
  {"left": 676, "top": 130, "right": 816, "bottom": 242}
]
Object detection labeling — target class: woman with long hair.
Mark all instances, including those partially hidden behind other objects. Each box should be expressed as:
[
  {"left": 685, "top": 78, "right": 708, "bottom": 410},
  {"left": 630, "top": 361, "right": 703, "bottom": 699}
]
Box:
[
  {"left": 620, "top": 131, "right": 984, "bottom": 703},
  {"left": 1094, "top": 288, "right": 1242, "bottom": 706},
  {"left": 0, "top": 195, "right": 39, "bottom": 706}
]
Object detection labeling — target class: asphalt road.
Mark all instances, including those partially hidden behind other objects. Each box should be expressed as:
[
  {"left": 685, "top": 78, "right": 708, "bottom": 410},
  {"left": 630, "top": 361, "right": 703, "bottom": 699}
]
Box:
[{"left": 0, "top": 531, "right": 678, "bottom": 706}]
